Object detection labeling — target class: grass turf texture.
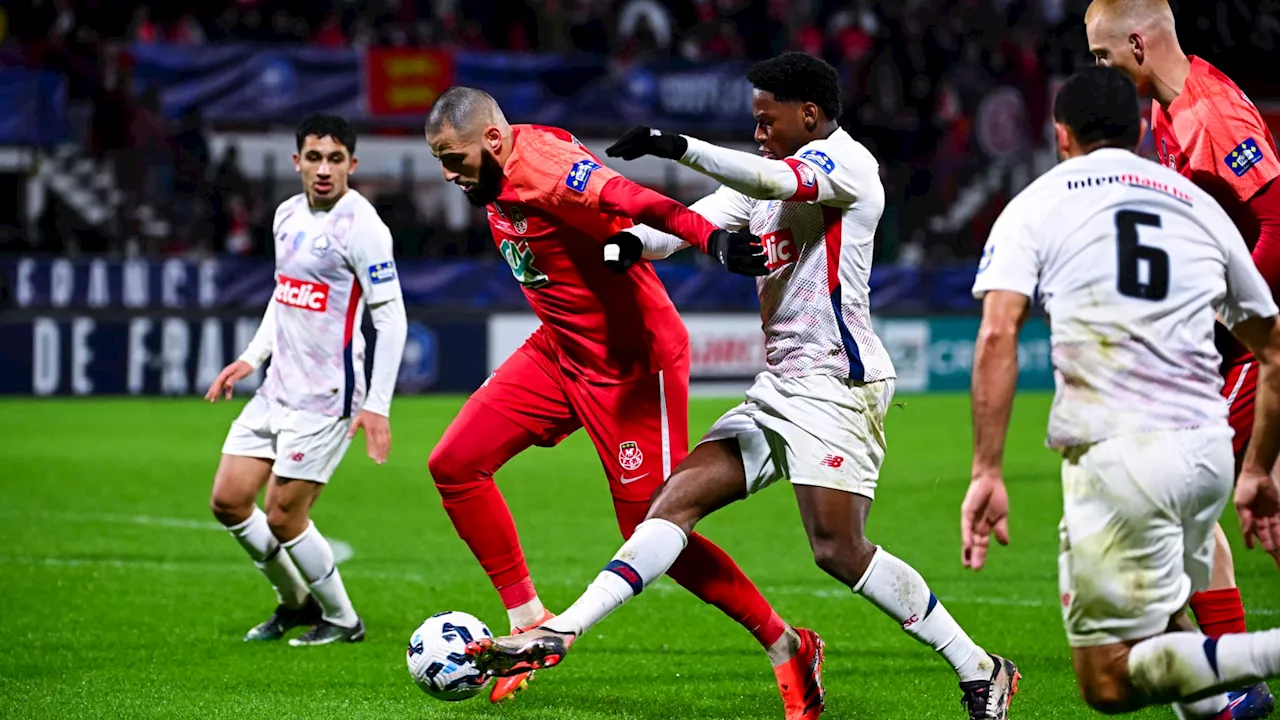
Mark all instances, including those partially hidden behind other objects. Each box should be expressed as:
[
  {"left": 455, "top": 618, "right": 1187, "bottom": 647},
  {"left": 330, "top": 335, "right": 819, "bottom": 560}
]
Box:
[{"left": 1, "top": 394, "right": 1277, "bottom": 720}]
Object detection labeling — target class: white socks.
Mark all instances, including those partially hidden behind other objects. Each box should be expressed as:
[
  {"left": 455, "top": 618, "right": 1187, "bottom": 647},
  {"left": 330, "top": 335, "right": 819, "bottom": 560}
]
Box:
[
  {"left": 227, "top": 507, "right": 309, "bottom": 609},
  {"left": 853, "top": 547, "right": 992, "bottom": 683},
  {"left": 1173, "top": 695, "right": 1229, "bottom": 719},
  {"left": 1129, "top": 630, "right": 1280, "bottom": 704},
  {"left": 283, "top": 521, "right": 359, "bottom": 628},
  {"left": 508, "top": 596, "right": 548, "bottom": 631},
  {"left": 767, "top": 627, "right": 803, "bottom": 666},
  {"left": 544, "top": 519, "right": 688, "bottom": 636}
]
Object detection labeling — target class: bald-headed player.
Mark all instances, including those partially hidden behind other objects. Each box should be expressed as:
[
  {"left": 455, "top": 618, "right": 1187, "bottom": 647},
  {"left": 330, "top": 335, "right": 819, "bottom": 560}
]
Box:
[
  {"left": 422, "top": 87, "right": 824, "bottom": 716},
  {"left": 1086, "top": 2, "right": 1280, "bottom": 716}
]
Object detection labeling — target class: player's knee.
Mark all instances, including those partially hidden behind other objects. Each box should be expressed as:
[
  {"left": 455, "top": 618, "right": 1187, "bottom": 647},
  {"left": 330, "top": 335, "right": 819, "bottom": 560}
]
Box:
[
  {"left": 810, "top": 534, "right": 876, "bottom": 586},
  {"left": 264, "top": 503, "right": 306, "bottom": 541},
  {"left": 209, "top": 485, "right": 253, "bottom": 527},
  {"left": 1077, "top": 669, "right": 1134, "bottom": 715},
  {"left": 427, "top": 441, "right": 483, "bottom": 495}
]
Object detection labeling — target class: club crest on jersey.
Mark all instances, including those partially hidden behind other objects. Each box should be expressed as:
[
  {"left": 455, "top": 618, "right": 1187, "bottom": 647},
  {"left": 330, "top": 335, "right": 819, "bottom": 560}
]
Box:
[
  {"left": 368, "top": 261, "right": 397, "bottom": 285},
  {"left": 499, "top": 238, "right": 549, "bottom": 288},
  {"left": 1226, "top": 138, "right": 1264, "bottom": 177},
  {"left": 799, "top": 149, "right": 836, "bottom": 174},
  {"left": 796, "top": 162, "right": 817, "bottom": 188},
  {"left": 566, "top": 159, "right": 601, "bottom": 193},
  {"left": 618, "top": 441, "right": 644, "bottom": 471},
  {"left": 509, "top": 205, "right": 528, "bottom": 234},
  {"left": 311, "top": 234, "right": 331, "bottom": 258}
]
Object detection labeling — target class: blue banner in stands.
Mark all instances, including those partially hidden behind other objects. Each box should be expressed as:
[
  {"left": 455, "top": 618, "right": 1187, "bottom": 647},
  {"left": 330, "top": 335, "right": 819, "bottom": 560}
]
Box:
[
  {"left": 129, "top": 44, "right": 364, "bottom": 122},
  {"left": 0, "top": 69, "right": 69, "bottom": 146},
  {"left": 0, "top": 257, "right": 982, "bottom": 314},
  {"left": 125, "top": 45, "right": 760, "bottom": 131}
]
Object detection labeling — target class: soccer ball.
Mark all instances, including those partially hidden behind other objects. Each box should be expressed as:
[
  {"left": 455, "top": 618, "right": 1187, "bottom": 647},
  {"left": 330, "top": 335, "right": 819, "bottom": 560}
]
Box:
[{"left": 406, "top": 611, "right": 494, "bottom": 701}]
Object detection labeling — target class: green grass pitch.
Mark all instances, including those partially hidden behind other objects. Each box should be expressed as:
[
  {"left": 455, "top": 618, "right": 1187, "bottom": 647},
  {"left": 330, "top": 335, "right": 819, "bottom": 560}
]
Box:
[{"left": 2, "top": 394, "right": 1277, "bottom": 719}]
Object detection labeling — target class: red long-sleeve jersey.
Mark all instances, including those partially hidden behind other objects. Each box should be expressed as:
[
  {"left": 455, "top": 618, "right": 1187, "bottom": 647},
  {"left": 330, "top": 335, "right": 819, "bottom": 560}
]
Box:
[
  {"left": 486, "top": 124, "right": 714, "bottom": 383},
  {"left": 1151, "top": 56, "right": 1280, "bottom": 366}
]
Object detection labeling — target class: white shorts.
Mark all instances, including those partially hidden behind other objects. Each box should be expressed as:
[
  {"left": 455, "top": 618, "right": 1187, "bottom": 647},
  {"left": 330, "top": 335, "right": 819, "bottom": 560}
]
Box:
[
  {"left": 1058, "top": 427, "right": 1234, "bottom": 648},
  {"left": 701, "top": 373, "right": 895, "bottom": 499},
  {"left": 221, "top": 394, "right": 354, "bottom": 483}
]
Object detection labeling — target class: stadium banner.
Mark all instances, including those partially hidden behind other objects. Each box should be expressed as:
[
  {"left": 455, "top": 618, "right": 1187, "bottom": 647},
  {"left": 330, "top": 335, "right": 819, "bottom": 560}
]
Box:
[
  {"left": 128, "top": 44, "right": 365, "bottom": 124},
  {"left": 485, "top": 313, "right": 767, "bottom": 381},
  {"left": 1, "top": 257, "right": 983, "bottom": 315},
  {"left": 124, "top": 45, "right": 763, "bottom": 131},
  {"left": 485, "top": 314, "right": 1052, "bottom": 392},
  {"left": 0, "top": 69, "right": 70, "bottom": 146},
  {"left": 0, "top": 312, "right": 487, "bottom": 396},
  {"left": 364, "top": 48, "right": 454, "bottom": 117}
]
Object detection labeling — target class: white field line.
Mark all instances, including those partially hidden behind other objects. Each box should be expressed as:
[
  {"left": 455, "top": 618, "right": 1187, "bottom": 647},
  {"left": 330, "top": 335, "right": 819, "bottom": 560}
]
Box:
[{"left": 7, "top": 512, "right": 1277, "bottom": 616}]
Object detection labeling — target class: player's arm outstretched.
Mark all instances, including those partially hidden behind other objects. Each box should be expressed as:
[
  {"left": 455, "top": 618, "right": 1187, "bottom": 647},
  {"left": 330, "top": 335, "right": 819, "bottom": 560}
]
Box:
[
  {"left": 510, "top": 132, "right": 766, "bottom": 276},
  {"left": 963, "top": 200, "right": 1040, "bottom": 571},
  {"left": 606, "top": 125, "right": 862, "bottom": 207},
  {"left": 205, "top": 300, "right": 275, "bottom": 402},
  {"left": 603, "top": 186, "right": 756, "bottom": 273},
  {"left": 346, "top": 221, "right": 407, "bottom": 465}
]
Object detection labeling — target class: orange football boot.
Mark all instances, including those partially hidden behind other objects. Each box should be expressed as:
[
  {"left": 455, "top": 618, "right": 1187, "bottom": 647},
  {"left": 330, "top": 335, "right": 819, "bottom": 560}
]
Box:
[
  {"left": 487, "top": 610, "right": 555, "bottom": 703},
  {"left": 773, "top": 628, "right": 825, "bottom": 720}
]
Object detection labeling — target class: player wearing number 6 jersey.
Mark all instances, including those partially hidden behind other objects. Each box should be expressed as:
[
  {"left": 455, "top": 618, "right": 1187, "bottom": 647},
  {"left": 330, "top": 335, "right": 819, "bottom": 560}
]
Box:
[
  {"left": 966, "top": 66, "right": 1280, "bottom": 720},
  {"left": 470, "top": 53, "right": 1018, "bottom": 720},
  {"left": 420, "top": 87, "right": 819, "bottom": 712},
  {"left": 1085, "top": 3, "right": 1280, "bottom": 715}
]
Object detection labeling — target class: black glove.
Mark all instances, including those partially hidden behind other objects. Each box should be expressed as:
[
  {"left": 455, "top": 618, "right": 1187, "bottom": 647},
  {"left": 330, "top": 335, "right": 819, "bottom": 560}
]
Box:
[
  {"left": 708, "top": 229, "right": 769, "bottom": 277},
  {"left": 603, "top": 231, "right": 644, "bottom": 273},
  {"left": 605, "top": 126, "right": 689, "bottom": 161}
]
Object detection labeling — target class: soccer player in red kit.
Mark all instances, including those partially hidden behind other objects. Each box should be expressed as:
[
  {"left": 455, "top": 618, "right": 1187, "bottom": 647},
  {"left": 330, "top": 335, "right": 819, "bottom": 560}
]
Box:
[
  {"left": 423, "top": 86, "right": 821, "bottom": 717},
  {"left": 1087, "top": 1, "right": 1280, "bottom": 717}
]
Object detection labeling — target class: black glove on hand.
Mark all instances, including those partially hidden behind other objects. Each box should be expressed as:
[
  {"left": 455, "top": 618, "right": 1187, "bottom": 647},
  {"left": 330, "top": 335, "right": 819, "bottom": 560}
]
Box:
[
  {"left": 605, "top": 126, "right": 689, "bottom": 161},
  {"left": 603, "top": 231, "right": 645, "bottom": 273},
  {"left": 708, "top": 229, "right": 769, "bottom": 277}
]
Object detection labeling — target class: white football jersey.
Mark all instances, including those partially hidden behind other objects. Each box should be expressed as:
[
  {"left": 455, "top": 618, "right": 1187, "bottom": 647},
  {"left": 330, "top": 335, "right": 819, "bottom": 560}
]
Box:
[
  {"left": 692, "top": 128, "right": 895, "bottom": 382},
  {"left": 973, "top": 148, "right": 1277, "bottom": 449},
  {"left": 259, "top": 189, "right": 403, "bottom": 417}
]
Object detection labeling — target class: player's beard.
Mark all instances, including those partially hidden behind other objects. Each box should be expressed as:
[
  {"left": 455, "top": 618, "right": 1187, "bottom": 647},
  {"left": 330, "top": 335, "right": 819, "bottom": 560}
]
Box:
[{"left": 464, "top": 151, "right": 505, "bottom": 208}]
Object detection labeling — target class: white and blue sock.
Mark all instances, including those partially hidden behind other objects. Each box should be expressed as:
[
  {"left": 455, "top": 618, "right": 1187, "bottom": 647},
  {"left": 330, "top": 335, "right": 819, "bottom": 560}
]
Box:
[{"left": 852, "top": 547, "right": 992, "bottom": 682}]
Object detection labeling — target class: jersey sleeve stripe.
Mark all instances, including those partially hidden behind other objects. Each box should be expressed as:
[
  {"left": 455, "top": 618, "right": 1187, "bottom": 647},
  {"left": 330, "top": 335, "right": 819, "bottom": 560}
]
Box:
[
  {"left": 822, "top": 205, "right": 866, "bottom": 381},
  {"left": 341, "top": 279, "right": 363, "bottom": 418},
  {"left": 784, "top": 158, "right": 820, "bottom": 202}
]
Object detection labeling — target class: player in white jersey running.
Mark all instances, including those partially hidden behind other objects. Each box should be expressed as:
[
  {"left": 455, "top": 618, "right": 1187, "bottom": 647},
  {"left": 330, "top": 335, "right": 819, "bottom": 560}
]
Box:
[
  {"left": 468, "top": 53, "right": 1019, "bottom": 720},
  {"left": 203, "top": 114, "right": 407, "bottom": 646},
  {"left": 965, "top": 67, "right": 1280, "bottom": 719}
]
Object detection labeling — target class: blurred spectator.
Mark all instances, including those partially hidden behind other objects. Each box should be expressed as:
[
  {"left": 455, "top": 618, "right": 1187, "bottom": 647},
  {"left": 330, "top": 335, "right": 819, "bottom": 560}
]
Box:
[{"left": 313, "top": 12, "right": 346, "bottom": 47}]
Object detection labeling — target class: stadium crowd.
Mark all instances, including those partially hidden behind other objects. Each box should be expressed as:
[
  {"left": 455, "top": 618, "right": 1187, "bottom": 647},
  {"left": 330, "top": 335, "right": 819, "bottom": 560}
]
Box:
[{"left": 2, "top": 0, "right": 1279, "bottom": 261}]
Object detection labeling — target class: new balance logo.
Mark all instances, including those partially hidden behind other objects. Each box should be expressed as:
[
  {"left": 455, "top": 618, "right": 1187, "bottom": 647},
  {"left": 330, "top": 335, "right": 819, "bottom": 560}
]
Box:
[
  {"left": 274, "top": 275, "right": 329, "bottom": 312},
  {"left": 820, "top": 455, "right": 844, "bottom": 468}
]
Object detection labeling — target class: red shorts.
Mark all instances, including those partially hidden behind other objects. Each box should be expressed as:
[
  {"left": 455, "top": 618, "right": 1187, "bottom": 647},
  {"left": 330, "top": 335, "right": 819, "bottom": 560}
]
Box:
[
  {"left": 1223, "top": 360, "right": 1258, "bottom": 456},
  {"left": 472, "top": 327, "right": 689, "bottom": 502}
]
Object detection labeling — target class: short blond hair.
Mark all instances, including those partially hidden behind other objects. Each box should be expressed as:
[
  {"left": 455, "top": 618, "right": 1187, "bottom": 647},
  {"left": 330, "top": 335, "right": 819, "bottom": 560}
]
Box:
[{"left": 1085, "top": 0, "right": 1174, "bottom": 26}]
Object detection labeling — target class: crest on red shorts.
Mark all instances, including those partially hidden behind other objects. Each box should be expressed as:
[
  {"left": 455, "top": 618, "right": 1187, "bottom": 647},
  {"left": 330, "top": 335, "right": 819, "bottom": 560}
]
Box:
[{"left": 618, "top": 441, "right": 644, "bottom": 471}]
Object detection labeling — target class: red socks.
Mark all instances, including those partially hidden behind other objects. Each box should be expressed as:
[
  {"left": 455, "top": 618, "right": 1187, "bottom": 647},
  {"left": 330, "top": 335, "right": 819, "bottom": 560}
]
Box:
[{"left": 1190, "top": 588, "right": 1248, "bottom": 638}]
